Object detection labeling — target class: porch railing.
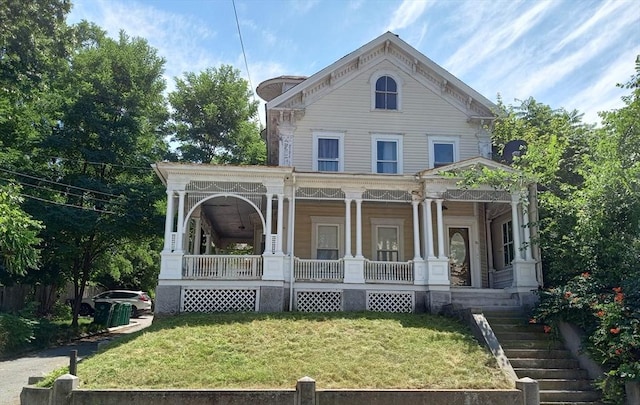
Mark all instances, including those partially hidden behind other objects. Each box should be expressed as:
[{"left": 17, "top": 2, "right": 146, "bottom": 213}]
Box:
[
  {"left": 489, "top": 267, "right": 513, "bottom": 289},
  {"left": 364, "top": 259, "right": 414, "bottom": 283},
  {"left": 294, "top": 258, "right": 344, "bottom": 281},
  {"left": 183, "top": 255, "right": 263, "bottom": 279}
]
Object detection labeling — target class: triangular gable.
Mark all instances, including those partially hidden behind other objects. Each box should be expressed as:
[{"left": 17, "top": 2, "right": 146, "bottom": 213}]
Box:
[
  {"left": 418, "top": 157, "right": 518, "bottom": 177},
  {"left": 267, "top": 31, "right": 495, "bottom": 118}
]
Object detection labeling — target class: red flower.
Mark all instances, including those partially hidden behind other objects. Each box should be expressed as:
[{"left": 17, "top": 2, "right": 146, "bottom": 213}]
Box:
[
  {"left": 596, "top": 310, "right": 605, "bottom": 317},
  {"left": 615, "top": 349, "right": 623, "bottom": 355},
  {"left": 543, "top": 325, "right": 552, "bottom": 333},
  {"left": 614, "top": 293, "right": 624, "bottom": 303},
  {"left": 610, "top": 327, "right": 621, "bottom": 334},
  {"left": 564, "top": 291, "right": 572, "bottom": 298},
  {"left": 613, "top": 287, "right": 622, "bottom": 293},
  {"left": 581, "top": 272, "right": 590, "bottom": 278},
  {"left": 529, "top": 318, "right": 537, "bottom": 324}
]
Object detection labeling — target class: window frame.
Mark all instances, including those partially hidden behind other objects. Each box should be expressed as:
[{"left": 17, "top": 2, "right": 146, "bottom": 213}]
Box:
[
  {"left": 371, "top": 133, "right": 403, "bottom": 174},
  {"left": 312, "top": 131, "right": 345, "bottom": 172},
  {"left": 370, "top": 71, "right": 402, "bottom": 111},
  {"left": 501, "top": 220, "right": 515, "bottom": 266},
  {"left": 371, "top": 218, "right": 404, "bottom": 262},
  {"left": 311, "top": 216, "right": 344, "bottom": 260},
  {"left": 427, "top": 135, "right": 460, "bottom": 169}
]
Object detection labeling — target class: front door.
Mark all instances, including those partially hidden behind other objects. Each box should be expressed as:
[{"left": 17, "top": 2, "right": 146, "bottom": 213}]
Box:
[{"left": 448, "top": 227, "right": 471, "bottom": 286}]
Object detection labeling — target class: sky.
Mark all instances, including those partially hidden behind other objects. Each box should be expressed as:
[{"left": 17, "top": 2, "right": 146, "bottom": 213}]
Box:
[{"left": 68, "top": 0, "right": 640, "bottom": 126}]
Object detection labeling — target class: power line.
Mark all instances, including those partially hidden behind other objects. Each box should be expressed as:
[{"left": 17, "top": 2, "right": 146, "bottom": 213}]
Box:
[
  {"left": 18, "top": 193, "right": 117, "bottom": 215},
  {"left": 232, "top": 0, "right": 254, "bottom": 96},
  {"left": 0, "top": 167, "right": 121, "bottom": 198},
  {"left": 45, "top": 156, "right": 153, "bottom": 171}
]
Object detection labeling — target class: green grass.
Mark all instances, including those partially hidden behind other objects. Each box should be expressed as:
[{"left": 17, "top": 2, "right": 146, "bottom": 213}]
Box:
[{"left": 73, "top": 312, "right": 512, "bottom": 390}]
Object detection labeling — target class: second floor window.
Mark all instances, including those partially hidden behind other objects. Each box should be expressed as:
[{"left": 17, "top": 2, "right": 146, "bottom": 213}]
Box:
[
  {"left": 375, "top": 76, "right": 397, "bottom": 110},
  {"left": 372, "top": 134, "right": 403, "bottom": 174},
  {"left": 313, "top": 132, "right": 344, "bottom": 172},
  {"left": 434, "top": 142, "right": 455, "bottom": 167}
]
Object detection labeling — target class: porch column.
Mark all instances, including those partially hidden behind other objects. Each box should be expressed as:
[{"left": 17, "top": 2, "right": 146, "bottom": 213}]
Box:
[
  {"left": 355, "top": 199, "right": 363, "bottom": 258},
  {"left": 193, "top": 217, "right": 202, "bottom": 255},
  {"left": 521, "top": 196, "right": 532, "bottom": 260},
  {"left": 424, "top": 199, "right": 435, "bottom": 258},
  {"left": 510, "top": 195, "right": 522, "bottom": 260},
  {"left": 286, "top": 195, "right": 295, "bottom": 255},
  {"left": 344, "top": 198, "right": 352, "bottom": 257},
  {"left": 436, "top": 199, "right": 445, "bottom": 258},
  {"left": 205, "top": 234, "right": 212, "bottom": 254},
  {"left": 175, "top": 190, "right": 186, "bottom": 254},
  {"left": 412, "top": 200, "right": 422, "bottom": 261},
  {"left": 265, "top": 193, "right": 273, "bottom": 254},
  {"left": 276, "top": 193, "right": 284, "bottom": 255},
  {"left": 163, "top": 190, "right": 175, "bottom": 252}
]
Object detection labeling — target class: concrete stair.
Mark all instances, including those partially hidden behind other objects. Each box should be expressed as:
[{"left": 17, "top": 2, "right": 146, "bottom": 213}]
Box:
[{"left": 484, "top": 309, "right": 602, "bottom": 405}]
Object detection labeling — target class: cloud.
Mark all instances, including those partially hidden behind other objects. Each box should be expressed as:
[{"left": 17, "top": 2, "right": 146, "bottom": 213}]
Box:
[
  {"left": 290, "top": 0, "right": 320, "bottom": 14},
  {"left": 386, "top": 0, "right": 430, "bottom": 32},
  {"left": 445, "top": 1, "right": 557, "bottom": 77}
]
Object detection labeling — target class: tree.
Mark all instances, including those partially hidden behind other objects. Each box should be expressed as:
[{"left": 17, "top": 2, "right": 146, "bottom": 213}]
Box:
[
  {"left": 168, "top": 65, "right": 265, "bottom": 164},
  {"left": 25, "top": 24, "right": 170, "bottom": 327},
  {"left": 0, "top": 184, "right": 42, "bottom": 276}
]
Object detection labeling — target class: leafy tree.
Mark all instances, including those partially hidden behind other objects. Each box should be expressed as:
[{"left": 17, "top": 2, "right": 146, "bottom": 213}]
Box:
[
  {"left": 168, "top": 65, "right": 265, "bottom": 164},
  {"left": 24, "top": 24, "right": 169, "bottom": 326},
  {"left": 0, "top": 184, "right": 43, "bottom": 276}
]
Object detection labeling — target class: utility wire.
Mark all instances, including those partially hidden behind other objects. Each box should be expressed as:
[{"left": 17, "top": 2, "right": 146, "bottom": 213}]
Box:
[
  {"left": 232, "top": 0, "right": 254, "bottom": 98},
  {"left": 0, "top": 167, "right": 121, "bottom": 198},
  {"left": 18, "top": 193, "right": 117, "bottom": 215},
  {"left": 45, "top": 156, "right": 153, "bottom": 171}
]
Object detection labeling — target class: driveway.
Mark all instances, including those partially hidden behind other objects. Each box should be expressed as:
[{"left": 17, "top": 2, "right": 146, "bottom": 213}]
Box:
[{"left": 0, "top": 315, "right": 153, "bottom": 405}]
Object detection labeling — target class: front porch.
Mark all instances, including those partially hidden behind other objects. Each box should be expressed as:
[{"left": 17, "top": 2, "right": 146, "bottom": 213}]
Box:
[{"left": 153, "top": 162, "right": 541, "bottom": 315}]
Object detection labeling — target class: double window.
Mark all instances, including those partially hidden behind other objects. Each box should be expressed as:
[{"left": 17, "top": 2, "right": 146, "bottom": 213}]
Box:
[
  {"left": 428, "top": 136, "right": 459, "bottom": 168},
  {"left": 313, "top": 132, "right": 344, "bottom": 172},
  {"left": 371, "top": 134, "right": 403, "bottom": 174}
]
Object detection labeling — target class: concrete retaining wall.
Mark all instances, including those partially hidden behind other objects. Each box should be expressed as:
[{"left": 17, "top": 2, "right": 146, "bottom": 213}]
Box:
[{"left": 21, "top": 375, "right": 539, "bottom": 405}]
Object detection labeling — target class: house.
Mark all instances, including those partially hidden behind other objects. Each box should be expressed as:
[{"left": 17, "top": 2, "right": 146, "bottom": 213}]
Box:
[{"left": 152, "top": 32, "right": 541, "bottom": 316}]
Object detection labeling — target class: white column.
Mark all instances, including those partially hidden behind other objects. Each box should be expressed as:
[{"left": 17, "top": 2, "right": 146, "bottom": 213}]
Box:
[
  {"left": 521, "top": 198, "right": 532, "bottom": 260},
  {"left": 511, "top": 198, "right": 522, "bottom": 260},
  {"left": 205, "top": 234, "right": 212, "bottom": 254},
  {"left": 355, "top": 199, "right": 363, "bottom": 258},
  {"left": 175, "top": 191, "right": 186, "bottom": 254},
  {"left": 425, "top": 199, "right": 435, "bottom": 258},
  {"left": 286, "top": 196, "right": 294, "bottom": 255},
  {"left": 163, "top": 190, "right": 175, "bottom": 252},
  {"left": 276, "top": 193, "right": 284, "bottom": 254},
  {"left": 412, "top": 200, "right": 422, "bottom": 261},
  {"left": 264, "top": 193, "right": 273, "bottom": 254},
  {"left": 436, "top": 199, "right": 445, "bottom": 258},
  {"left": 344, "top": 198, "right": 352, "bottom": 257},
  {"left": 193, "top": 217, "right": 202, "bottom": 255}
]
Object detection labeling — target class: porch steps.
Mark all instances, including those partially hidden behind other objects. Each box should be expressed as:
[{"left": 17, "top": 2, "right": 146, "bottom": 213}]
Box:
[
  {"left": 450, "top": 291, "right": 520, "bottom": 308},
  {"left": 483, "top": 309, "right": 602, "bottom": 405}
]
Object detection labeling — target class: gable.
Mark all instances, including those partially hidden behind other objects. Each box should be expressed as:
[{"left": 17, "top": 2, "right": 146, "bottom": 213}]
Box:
[{"left": 267, "top": 32, "right": 495, "bottom": 118}]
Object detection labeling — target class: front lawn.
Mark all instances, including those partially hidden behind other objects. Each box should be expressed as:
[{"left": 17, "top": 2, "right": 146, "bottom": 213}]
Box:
[{"left": 70, "top": 312, "right": 511, "bottom": 389}]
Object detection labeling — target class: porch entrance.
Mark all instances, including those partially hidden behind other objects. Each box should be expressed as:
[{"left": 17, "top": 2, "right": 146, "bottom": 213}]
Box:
[{"left": 448, "top": 227, "right": 471, "bottom": 286}]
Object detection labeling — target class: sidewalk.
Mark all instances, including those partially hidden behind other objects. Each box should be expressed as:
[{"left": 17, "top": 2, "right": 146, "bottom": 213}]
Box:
[{"left": 0, "top": 315, "right": 153, "bottom": 405}]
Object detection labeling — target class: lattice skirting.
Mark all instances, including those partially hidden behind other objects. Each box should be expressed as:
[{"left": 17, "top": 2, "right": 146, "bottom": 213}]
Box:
[
  {"left": 295, "top": 290, "right": 343, "bottom": 312},
  {"left": 181, "top": 288, "right": 257, "bottom": 313},
  {"left": 367, "top": 291, "right": 414, "bottom": 313}
]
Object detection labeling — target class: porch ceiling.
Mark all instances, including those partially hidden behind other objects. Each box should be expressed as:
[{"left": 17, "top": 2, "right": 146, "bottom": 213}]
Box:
[{"left": 201, "top": 197, "right": 258, "bottom": 241}]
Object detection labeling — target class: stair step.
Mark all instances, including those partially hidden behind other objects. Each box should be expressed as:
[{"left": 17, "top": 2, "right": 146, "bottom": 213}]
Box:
[
  {"left": 510, "top": 358, "right": 580, "bottom": 368},
  {"left": 504, "top": 349, "right": 573, "bottom": 359},
  {"left": 540, "top": 390, "right": 602, "bottom": 402},
  {"left": 540, "top": 402, "right": 603, "bottom": 405},
  {"left": 538, "top": 378, "right": 596, "bottom": 390},
  {"left": 515, "top": 368, "right": 589, "bottom": 380},
  {"left": 493, "top": 331, "right": 552, "bottom": 341},
  {"left": 500, "top": 339, "right": 566, "bottom": 349}
]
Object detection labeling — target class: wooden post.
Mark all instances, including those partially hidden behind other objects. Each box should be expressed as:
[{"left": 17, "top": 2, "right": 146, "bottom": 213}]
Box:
[{"left": 69, "top": 350, "right": 78, "bottom": 376}]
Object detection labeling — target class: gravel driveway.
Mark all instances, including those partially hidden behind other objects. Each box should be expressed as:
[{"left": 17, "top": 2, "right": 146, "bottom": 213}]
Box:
[{"left": 0, "top": 315, "right": 153, "bottom": 405}]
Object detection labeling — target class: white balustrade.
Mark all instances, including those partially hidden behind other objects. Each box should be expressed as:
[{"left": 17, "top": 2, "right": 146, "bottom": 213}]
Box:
[
  {"left": 294, "top": 258, "right": 344, "bottom": 281},
  {"left": 169, "top": 232, "right": 178, "bottom": 252},
  {"left": 364, "top": 260, "right": 414, "bottom": 283},
  {"left": 183, "top": 255, "right": 263, "bottom": 279}
]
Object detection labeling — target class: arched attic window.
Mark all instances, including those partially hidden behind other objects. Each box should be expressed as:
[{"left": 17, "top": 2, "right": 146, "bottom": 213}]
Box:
[{"left": 375, "top": 75, "right": 398, "bottom": 110}]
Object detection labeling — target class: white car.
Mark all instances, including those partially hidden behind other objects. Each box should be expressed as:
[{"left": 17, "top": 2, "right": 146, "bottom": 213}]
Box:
[{"left": 83, "top": 290, "right": 153, "bottom": 317}]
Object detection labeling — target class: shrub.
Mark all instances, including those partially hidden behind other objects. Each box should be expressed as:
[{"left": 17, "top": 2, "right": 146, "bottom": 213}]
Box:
[{"left": 0, "top": 313, "right": 38, "bottom": 355}]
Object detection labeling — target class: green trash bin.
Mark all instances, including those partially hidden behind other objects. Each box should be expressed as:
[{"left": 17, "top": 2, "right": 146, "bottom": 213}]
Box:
[
  {"left": 109, "top": 303, "right": 122, "bottom": 327},
  {"left": 120, "top": 303, "right": 132, "bottom": 325},
  {"left": 93, "top": 301, "right": 112, "bottom": 327}
]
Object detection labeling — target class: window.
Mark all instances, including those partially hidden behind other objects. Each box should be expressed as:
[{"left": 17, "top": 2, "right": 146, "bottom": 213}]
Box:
[
  {"left": 311, "top": 216, "right": 343, "bottom": 259},
  {"left": 313, "top": 132, "right": 344, "bottom": 172},
  {"left": 376, "top": 226, "right": 399, "bottom": 261},
  {"left": 371, "top": 218, "right": 404, "bottom": 261},
  {"left": 371, "top": 134, "right": 403, "bottom": 174},
  {"left": 317, "top": 225, "right": 339, "bottom": 259},
  {"left": 502, "top": 220, "right": 514, "bottom": 266},
  {"left": 375, "top": 76, "right": 397, "bottom": 110},
  {"left": 428, "top": 136, "right": 459, "bottom": 168}
]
